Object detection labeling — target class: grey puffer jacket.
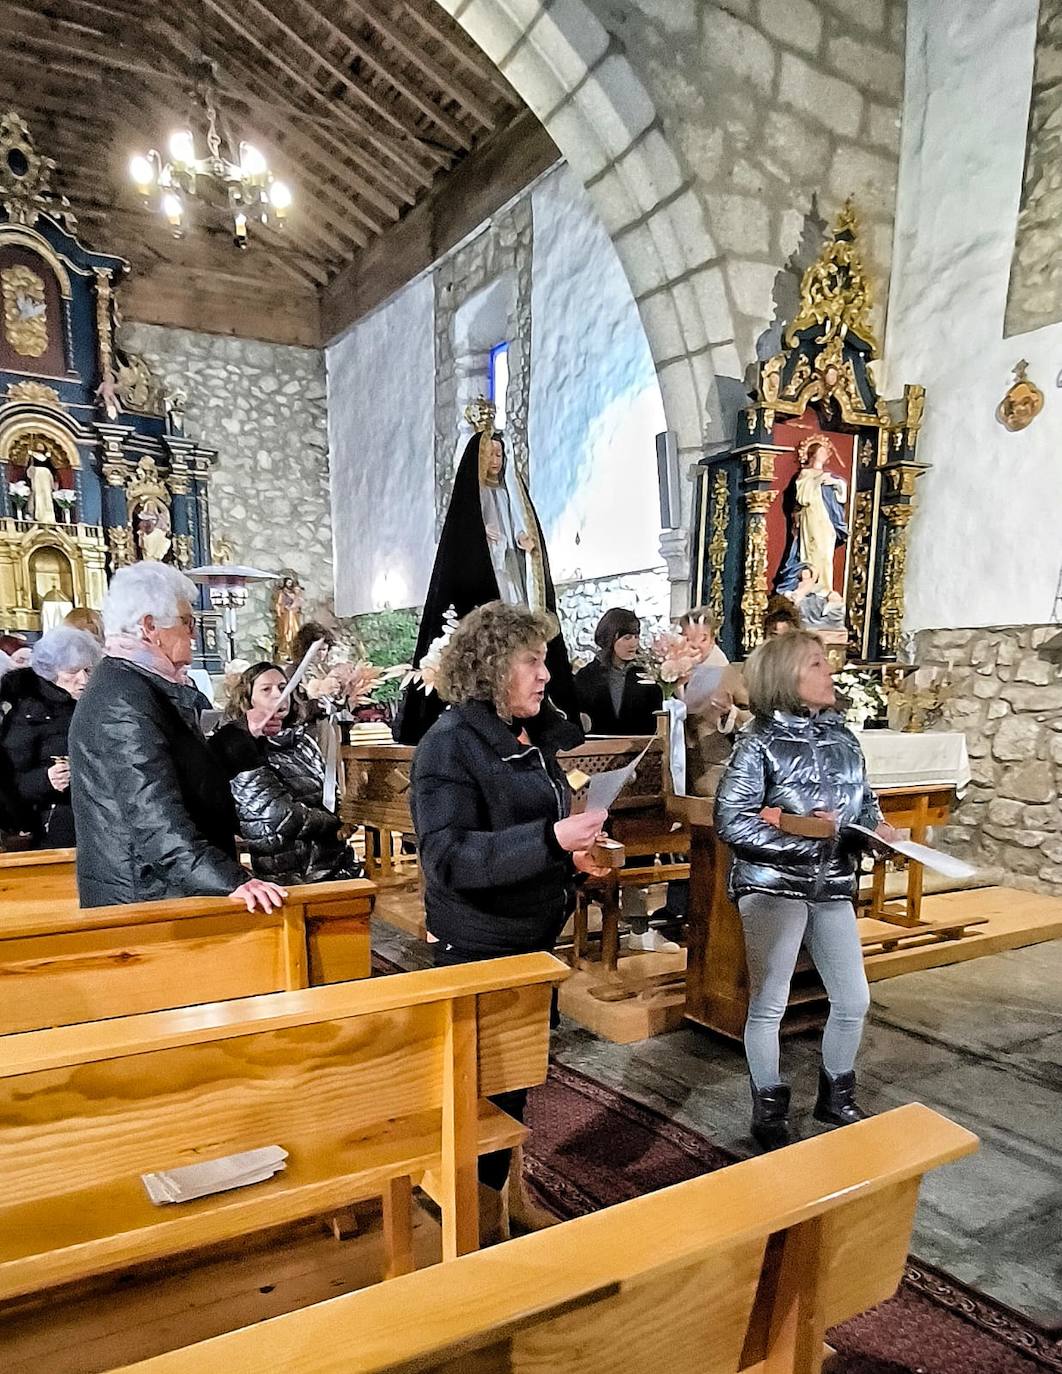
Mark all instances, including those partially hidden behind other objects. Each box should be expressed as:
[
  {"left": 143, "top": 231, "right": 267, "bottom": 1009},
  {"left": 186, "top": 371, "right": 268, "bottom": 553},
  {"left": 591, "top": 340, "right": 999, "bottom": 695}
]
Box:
[
  {"left": 714, "top": 710, "right": 883, "bottom": 902},
  {"left": 211, "top": 720, "right": 361, "bottom": 885}
]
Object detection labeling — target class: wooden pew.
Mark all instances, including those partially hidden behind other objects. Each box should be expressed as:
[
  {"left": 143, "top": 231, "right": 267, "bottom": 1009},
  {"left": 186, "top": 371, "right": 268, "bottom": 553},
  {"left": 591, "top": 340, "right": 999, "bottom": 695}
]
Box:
[
  {"left": 0, "top": 879, "right": 376, "bottom": 1034},
  {"left": 0, "top": 846, "right": 77, "bottom": 906},
  {"left": 0, "top": 953, "right": 567, "bottom": 1301},
  {"left": 106, "top": 1103, "right": 977, "bottom": 1374}
]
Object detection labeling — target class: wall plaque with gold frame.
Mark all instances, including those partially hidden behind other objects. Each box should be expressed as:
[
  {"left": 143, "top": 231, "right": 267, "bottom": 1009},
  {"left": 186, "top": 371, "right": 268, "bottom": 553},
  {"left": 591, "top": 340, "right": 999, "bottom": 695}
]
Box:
[{"left": 691, "top": 200, "right": 928, "bottom": 664}]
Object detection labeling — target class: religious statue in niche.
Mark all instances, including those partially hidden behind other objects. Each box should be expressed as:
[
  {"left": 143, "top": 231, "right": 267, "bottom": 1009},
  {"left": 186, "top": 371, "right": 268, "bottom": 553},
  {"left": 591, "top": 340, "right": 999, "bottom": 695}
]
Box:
[
  {"left": 394, "top": 396, "right": 577, "bottom": 745},
  {"left": 29, "top": 549, "right": 74, "bottom": 630},
  {"left": 273, "top": 573, "right": 304, "bottom": 661},
  {"left": 1, "top": 263, "right": 48, "bottom": 357},
  {"left": 775, "top": 435, "right": 849, "bottom": 595},
  {"left": 134, "top": 499, "right": 172, "bottom": 562},
  {"left": 783, "top": 564, "right": 847, "bottom": 641},
  {"left": 996, "top": 359, "right": 1044, "bottom": 432},
  {"left": 27, "top": 446, "right": 57, "bottom": 523}
]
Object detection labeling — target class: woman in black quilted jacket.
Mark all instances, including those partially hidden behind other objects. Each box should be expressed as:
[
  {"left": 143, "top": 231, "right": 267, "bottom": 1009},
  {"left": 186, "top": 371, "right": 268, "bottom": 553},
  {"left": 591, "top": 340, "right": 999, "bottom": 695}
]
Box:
[
  {"left": 211, "top": 662, "right": 361, "bottom": 886},
  {"left": 0, "top": 626, "right": 101, "bottom": 847}
]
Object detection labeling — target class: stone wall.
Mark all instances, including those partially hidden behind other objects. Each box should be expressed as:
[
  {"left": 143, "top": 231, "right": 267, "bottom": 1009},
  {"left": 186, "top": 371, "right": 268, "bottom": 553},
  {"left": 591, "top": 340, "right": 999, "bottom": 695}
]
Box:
[
  {"left": 580, "top": 0, "right": 906, "bottom": 430},
  {"left": 556, "top": 566, "right": 670, "bottom": 666},
  {"left": 121, "top": 322, "right": 331, "bottom": 657},
  {"left": 919, "top": 624, "right": 1062, "bottom": 891}
]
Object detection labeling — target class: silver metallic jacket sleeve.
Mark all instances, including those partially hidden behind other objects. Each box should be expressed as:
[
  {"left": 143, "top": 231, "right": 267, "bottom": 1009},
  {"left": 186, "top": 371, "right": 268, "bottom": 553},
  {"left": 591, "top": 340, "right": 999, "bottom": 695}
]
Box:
[{"left": 713, "top": 732, "right": 826, "bottom": 865}]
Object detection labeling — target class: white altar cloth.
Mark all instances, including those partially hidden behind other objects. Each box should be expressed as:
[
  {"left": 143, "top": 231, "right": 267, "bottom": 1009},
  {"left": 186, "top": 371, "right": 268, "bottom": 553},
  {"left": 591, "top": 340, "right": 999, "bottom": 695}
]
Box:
[{"left": 857, "top": 730, "right": 971, "bottom": 794}]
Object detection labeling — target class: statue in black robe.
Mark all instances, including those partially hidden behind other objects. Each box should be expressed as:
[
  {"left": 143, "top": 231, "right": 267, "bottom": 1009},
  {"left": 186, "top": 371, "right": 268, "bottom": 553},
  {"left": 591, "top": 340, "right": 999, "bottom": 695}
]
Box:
[{"left": 395, "top": 404, "right": 579, "bottom": 745}]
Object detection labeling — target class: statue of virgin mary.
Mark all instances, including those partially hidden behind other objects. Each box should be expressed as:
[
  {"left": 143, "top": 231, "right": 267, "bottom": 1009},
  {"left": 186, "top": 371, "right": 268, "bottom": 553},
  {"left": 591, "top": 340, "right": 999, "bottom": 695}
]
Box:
[
  {"left": 775, "top": 436, "right": 849, "bottom": 595},
  {"left": 394, "top": 399, "right": 578, "bottom": 745}
]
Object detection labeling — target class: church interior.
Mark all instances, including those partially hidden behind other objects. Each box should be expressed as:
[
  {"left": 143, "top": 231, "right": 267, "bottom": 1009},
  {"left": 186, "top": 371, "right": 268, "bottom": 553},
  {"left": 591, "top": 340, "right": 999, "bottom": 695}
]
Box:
[{"left": 0, "top": 1, "right": 1060, "bottom": 1371}]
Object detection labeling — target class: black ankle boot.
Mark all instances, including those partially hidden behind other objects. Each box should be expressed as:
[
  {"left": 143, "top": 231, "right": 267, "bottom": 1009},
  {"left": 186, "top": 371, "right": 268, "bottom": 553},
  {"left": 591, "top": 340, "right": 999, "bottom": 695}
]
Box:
[
  {"left": 750, "top": 1082, "right": 791, "bottom": 1151},
  {"left": 813, "top": 1067, "right": 869, "bottom": 1127}
]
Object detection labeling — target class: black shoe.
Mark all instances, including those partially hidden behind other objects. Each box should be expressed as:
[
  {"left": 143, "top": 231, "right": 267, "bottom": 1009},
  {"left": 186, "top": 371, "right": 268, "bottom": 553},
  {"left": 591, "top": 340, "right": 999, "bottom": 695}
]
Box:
[
  {"left": 750, "top": 1082, "right": 791, "bottom": 1151},
  {"left": 813, "top": 1068, "right": 870, "bottom": 1127}
]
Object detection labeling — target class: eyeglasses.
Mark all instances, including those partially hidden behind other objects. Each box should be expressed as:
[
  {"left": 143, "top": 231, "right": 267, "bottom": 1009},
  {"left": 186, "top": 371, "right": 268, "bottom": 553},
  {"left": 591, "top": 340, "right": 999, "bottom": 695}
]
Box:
[{"left": 178, "top": 614, "right": 198, "bottom": 632}]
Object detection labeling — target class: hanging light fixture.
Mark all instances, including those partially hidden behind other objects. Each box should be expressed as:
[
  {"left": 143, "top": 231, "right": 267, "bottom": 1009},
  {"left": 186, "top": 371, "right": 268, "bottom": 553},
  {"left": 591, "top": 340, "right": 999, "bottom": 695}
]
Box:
[{"left": 129, "top": 59, "right": 291, "bottom": 246}]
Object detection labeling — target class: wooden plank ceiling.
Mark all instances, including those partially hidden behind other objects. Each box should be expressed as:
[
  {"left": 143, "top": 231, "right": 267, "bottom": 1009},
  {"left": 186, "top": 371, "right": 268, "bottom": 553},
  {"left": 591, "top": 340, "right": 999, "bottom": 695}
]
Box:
[{"left": 0, "top": 0, "right": 526, "bottom": 346}]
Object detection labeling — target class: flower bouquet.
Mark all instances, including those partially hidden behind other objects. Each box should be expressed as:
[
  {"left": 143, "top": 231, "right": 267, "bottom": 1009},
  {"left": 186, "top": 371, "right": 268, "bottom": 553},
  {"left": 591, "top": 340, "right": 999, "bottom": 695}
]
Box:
[
  {"left": 639, "top": 629, "right": 702, "bottom": 700},
  {"left": 832, "top": 668, "right": 888, "bottom": 730},
  {"left": 9, "top": 480, "right": 29, "bottom": 516},
  {"left": 306, "top": 658, "right": 409, "bottom": 714},
  {"left": 53, "top": 489, "right": 77, "bottom": 522},
  {"left": 404, "top": 605, "right": 460, "bottom": 696}
]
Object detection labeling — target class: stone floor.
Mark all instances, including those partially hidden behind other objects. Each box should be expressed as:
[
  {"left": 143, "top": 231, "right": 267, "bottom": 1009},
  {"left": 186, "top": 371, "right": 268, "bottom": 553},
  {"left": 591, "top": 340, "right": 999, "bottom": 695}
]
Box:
[{"left": 372, "top": 920, "right": 1062, "bottom": 1326}]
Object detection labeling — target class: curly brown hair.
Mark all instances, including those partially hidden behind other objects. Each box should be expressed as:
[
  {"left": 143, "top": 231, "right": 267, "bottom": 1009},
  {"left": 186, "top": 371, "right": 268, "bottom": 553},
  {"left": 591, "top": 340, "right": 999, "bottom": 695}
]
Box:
[{"left": 436, "top": 602, "right": 558, "bottom": 713}]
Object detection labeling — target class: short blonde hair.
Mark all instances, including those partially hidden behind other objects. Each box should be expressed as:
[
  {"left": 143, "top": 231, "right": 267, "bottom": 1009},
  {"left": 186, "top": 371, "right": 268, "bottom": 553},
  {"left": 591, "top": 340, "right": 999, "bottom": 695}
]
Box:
[
  {"left": 743, "top": 630, "right": 825, "bottom": 717},
  {"left": 436, "top": 602, "right": 557, "bottom": 713},
  {"left": 677, "top": 605, "right": 719, "bottom": 635}
]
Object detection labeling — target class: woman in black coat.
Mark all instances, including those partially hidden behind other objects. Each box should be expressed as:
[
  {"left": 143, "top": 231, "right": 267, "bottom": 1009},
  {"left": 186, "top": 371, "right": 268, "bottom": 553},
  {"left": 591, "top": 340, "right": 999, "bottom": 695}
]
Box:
[
  {"left": 0, "top": 626, "right": 101, "bottom": 847},
  {"left": 574, "top": 607, "right": 663, "bottom": 736},
  {"left": 410, "top": 601, "right": 605, "bottom": 1226},
  {"left": 211, "top": 662, "right": 361, "bottom": 886}
]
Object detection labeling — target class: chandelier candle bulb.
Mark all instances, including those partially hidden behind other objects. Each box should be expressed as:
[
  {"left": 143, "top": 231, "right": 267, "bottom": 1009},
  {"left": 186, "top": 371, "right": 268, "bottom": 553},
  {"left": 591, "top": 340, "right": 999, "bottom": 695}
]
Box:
[
  {"left": 129, "top": 154, "right": 155, "bottom": 192},
  {"left": 162, "top": 193, "right": 183, "bottom": 233},
  {"left": 168, "top": 128, "right": 195, "bottom": 166}
]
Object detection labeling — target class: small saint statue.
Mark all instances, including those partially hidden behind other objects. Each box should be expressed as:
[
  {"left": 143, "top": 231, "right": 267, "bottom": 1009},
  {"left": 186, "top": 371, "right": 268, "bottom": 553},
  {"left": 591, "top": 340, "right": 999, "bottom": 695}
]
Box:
[
  {"left": 273, "top": 574, "right": 304, "bottom": 662},
  {"left": 28, "top": 448, "right": 56, "bottom": 524},
  {"left": 480, "top": 432, "right": 539, "bottom": 607},
  {"left": 95, "top": 369, "right": 122, "bottom": 421},
  {"left": 136, "top": 502, "right": 172, "bottom": 562},
  {"left": 775, "top": 435, "right": 848, "bottom": 595}
]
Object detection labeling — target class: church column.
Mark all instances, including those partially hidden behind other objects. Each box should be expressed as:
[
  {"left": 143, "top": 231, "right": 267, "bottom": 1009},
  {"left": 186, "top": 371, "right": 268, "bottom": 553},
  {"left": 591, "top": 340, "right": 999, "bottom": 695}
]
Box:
[
  {"left": 739, "top": 447, "right": 778, "bottom": 654},
  {"left": 162, "top": 438, "right": 198, "bottom": 569},
  {"left": 97, "top": 424, "right": 134, "bottom": 567}
]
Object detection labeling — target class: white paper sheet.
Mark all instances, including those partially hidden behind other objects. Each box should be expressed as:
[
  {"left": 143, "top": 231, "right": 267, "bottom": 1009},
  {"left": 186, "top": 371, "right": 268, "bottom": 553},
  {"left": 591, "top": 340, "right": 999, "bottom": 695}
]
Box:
[
  {"left": 272, "top": 639, "right": 326, "bottom": 717},
  {"left": 585, "top": 738, "right": 656, "bottom": 814},
  {"left": 845, "top": 824, "right": 976, "bottom": 879},
  {"left": 142, "top": 1146, "right": 288, "bottom": 1206}
]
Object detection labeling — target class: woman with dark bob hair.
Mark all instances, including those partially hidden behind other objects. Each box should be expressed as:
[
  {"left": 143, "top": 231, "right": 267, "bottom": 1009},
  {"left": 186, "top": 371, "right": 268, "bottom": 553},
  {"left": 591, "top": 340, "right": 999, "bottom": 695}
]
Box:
[
  {"left": 573, "top": 606, "right": 663, "bottom": 735},
  {"left": 411, "top": 601, "right": 605, "bottom": 1233},
  {"left": 211, "top": 661, "right": 361, "bottom": 886},
  {"left": 714, "top": 630, "right": 897, "bottom": 1151}
]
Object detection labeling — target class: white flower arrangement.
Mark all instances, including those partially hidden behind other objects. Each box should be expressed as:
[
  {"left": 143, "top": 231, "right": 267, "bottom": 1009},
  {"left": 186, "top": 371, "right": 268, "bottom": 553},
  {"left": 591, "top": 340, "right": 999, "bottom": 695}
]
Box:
[
  {"left": 405, "top": 604, "right": 460, "bottom": 696},
  {"left": 9, "top": 480, "right": 29, "bottom": 500},
  {"left": 53, "top": 489, "right": 77, "bottom": 507},
  {"left": 833, "top": 668, "right": 888, "bottom": 726}
]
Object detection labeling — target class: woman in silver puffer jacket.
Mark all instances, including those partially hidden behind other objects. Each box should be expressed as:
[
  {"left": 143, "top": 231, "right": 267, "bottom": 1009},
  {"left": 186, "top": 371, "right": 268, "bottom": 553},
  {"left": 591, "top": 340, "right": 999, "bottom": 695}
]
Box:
[{"left": 714, "top": 630, "right": 896, "bottom": 1151}]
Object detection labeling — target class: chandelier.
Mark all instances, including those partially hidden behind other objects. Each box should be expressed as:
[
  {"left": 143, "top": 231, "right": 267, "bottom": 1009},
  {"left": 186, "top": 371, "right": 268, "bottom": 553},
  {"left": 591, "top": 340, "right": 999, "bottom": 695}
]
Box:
[{"left": 129, "top": 61, "right": 291, "bottom": 246}]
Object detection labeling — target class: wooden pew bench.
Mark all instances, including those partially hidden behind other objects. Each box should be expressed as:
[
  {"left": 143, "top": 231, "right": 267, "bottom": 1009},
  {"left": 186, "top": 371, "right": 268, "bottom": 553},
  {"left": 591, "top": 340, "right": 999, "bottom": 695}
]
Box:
[
  {"left": 0, "top": 952, "right": 568, "bottom": 1302},
  {"left": 0, "top": 846, "right": 77, "bottom": 908},
  {"left": 0, "top": 879, "right": 376, "bottom": 1034},
  {"left": 107, "top": 1102, "right": 977, "bottom": 1374}
]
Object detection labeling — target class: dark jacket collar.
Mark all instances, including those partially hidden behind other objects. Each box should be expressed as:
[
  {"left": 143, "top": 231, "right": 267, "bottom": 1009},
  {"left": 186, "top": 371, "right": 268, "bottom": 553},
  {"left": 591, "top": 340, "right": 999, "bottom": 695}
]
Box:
[
  {"left": 453, "top": 698, "right": 578, "bottom": 760},
  {"left": 0, "top": 667, "right": 72, "bottom": 710}
]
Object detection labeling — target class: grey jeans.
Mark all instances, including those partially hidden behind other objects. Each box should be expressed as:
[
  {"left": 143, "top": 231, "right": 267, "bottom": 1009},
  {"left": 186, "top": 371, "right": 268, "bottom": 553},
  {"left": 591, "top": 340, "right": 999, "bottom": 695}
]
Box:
[{"left": 737, "top": 893, "right": 870, "bottom": 1090}]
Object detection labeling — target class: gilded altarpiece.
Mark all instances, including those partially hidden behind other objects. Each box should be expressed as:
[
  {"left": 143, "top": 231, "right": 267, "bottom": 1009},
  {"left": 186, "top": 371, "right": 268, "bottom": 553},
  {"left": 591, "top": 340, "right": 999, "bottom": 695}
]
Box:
[
  {"left": 0, "top": 114, "right": 222, "bottom": 668},
  {"left": 692, "top": 202, "right": 927, "bottom": 664}
]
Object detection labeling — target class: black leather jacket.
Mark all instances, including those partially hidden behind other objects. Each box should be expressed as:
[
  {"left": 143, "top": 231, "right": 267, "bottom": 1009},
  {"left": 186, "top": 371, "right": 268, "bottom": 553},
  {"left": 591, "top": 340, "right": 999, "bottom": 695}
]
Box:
[
  {"left": 211, "top": 720, "right": 360, "bottom": 885},
  {"left": 714, "top": 710, "right": 883, "bottom": 902},
  {"left": 70, "top": 657, "right": 246, "bottom": 907},
  {"left": 0, "top": 668, "right": 77, "bottom": 845}
]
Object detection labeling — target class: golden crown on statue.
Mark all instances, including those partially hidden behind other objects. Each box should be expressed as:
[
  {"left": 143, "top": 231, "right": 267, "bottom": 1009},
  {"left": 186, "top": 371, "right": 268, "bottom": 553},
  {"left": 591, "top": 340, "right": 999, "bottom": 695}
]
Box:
[{"left": 464, "top": 396, "right": 496, "bottom": 434}]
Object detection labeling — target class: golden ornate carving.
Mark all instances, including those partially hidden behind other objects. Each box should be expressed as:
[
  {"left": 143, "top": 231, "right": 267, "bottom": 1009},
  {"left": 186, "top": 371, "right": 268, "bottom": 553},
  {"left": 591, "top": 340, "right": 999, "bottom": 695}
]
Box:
[
  {"left": 5, "top": 380, "right": 61, "bottom": 407},
  {"left": 107, "top": 524, "right": 135, "bottom": 569},
  {"left": 847, "top": 490, "right": 874, "bottom": 649},
  {"left": 115, "top": 353, "right": 163, "bottom": 414},
  {"left": 172, "top": 534, "right": 193, "bottom": 569},
  {"left": 859, "top": 439, "right": 875, "bottom": 470},
  {"left": 1, "top": 264, "right": 48, "bottom": 357},
  {"left": 879, "top": 506, "right": 914, "bottom": 656},
  {"left": 166, "top": 472, "right": 191, "bottom": 496},
  {"left": 740, "top": 489, "right": 774, "bottom": 653},
  {"left": 94, "top": 269, "right": 114, "bottom": 383},
  {"left": 0, "top": 112, "right": 71, "bottom": 228},
  {"left": 902, "top": 383, "right": 925, "bottom": 443},
  {"left": 787, "top": 198, "right": 878, "bottom": 354},
  {"left": 125, "top": 456, "right": 171, "bottom": 513},
  {"left": 996, "top": 359, "right": 1043, "bottom": 432},
  {"left": 212, "top": 533, "right": 234, "bottom": 564},
  {"left": 707, "top": 469, "right": 729, "bottom": 625}
]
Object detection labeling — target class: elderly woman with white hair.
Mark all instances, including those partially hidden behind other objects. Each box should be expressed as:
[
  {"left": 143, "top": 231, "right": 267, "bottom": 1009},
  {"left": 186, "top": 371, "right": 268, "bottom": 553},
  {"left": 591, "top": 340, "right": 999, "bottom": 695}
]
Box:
[
  {"left": 69, "top": 562, "right": 286, "bottom": 911},
  {"left": 0, "top": 625, "right": 102, "bottom": 846}
]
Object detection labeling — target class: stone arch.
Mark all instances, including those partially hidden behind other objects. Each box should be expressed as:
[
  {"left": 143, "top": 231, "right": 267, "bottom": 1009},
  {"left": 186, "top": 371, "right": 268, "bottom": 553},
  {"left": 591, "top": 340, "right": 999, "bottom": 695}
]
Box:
[{"left": 436, "top": 0, "right": 734, "bottom": 596}]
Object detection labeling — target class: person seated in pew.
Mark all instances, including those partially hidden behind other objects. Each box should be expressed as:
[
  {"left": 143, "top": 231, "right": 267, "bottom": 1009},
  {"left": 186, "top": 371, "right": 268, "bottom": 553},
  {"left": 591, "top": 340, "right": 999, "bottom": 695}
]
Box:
[
  {"left": 573, "top": 607, "right": 662, "bottom": 736},
  {"left": 713, "top": 631, "right": 898, "bottom": 1152},
  {"left": 0, "top": 626, "right": 101, "bottom": 848},
  {"left": 63, "top": 606, "right": 104, "bottom": 642},
  {"left": 211, "top": 661, "right": 362, "bottom": 886},
  {"left": 69, "top": 563, "right": 287, "bottom": 913},
  {"left": 411, "top": 601, "right": 608, "bottom": 1237}
]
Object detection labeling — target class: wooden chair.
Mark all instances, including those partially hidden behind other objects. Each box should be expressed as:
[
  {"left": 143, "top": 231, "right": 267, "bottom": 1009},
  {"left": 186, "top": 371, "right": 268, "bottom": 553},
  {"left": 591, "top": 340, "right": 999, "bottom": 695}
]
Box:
[
  {"left": 106, "top": 1103, "right": 977, "bottom": 1374},
  {"left": 0, "top": 952, "right": 568, "bottom": 1302},
  {"left": 0, "top": 878, "right": 376, "bottom": 1034}
]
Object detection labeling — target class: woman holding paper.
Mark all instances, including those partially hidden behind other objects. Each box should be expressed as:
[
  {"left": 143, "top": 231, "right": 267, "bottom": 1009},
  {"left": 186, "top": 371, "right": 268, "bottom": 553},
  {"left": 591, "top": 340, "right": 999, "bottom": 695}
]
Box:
[
  {"left": 714, "top": 631, "right": 897, "bottom": 1151},
  {"left": 411, "top": 601, "right": 606, "bottom": 1235}
]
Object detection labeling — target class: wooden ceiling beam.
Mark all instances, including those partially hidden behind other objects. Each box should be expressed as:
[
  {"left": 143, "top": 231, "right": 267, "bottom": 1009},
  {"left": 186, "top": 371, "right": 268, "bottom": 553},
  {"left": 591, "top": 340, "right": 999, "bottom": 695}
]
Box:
[
  {"left": 338, "top": 0, "right": 496, "bottom": 129},
  {"left": 0, "top": 9, "right": 198, "bottom": 85},
  {"left": 397, "top": 0, "right": 514, "bottom": 103},
  {"left": 237, "top": 0, "right": 463, "bottom": 158},
  {"left": 197, "top": 0, "right": 434, "bottom": 190},
  {"left": 289, "top": 0, "right": 474, "bottom": 151}
]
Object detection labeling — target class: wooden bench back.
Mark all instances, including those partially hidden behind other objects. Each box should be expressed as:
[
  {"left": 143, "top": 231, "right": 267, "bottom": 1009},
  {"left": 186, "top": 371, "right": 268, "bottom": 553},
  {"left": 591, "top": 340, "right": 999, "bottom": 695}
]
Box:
[
  {"left": 0, "top": 845, "right": 76, "bottom": 878},
  {"left": 0, "top": 953, "right": 568, "bottom": 1300},
  {"left": 107, "top": 1103, "right": 976, "bottom": 1374},
  {"left": 0, "top": 879, "right": 376, "bottom": 1034}
]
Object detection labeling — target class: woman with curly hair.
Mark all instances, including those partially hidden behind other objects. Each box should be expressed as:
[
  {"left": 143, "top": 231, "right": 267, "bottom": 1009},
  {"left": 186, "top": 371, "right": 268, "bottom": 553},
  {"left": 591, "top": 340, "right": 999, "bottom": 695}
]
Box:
[
  {"left": 410, "top": 601, "right": 603, "bottom": 1232},
  {"left": 210, "top": 661, "right": 361, "bottom": 886}
]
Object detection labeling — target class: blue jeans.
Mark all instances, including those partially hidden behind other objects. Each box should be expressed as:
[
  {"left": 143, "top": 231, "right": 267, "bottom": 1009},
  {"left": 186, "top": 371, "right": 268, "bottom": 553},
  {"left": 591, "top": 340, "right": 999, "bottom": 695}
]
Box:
[{"left": 737, "top": 894, "right": 870, "bottom": 1090}]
